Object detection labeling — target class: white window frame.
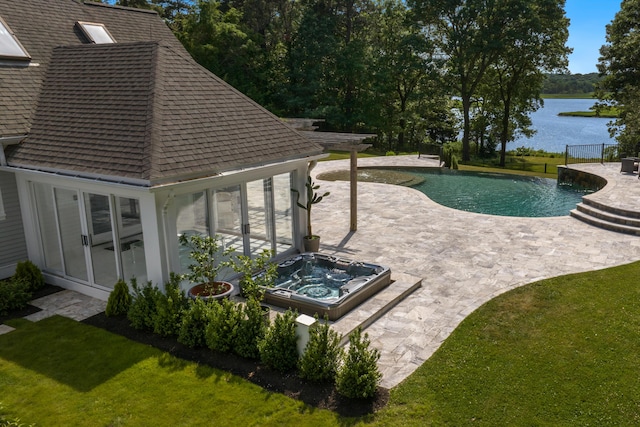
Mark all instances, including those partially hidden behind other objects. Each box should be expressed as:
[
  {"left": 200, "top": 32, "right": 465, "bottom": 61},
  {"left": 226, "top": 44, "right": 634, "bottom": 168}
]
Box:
[
  {"left": 0, "top": 16, "right": 30, "bottom": 60},
  {"left": 76, "top": 22, "right": 116, "bottom": 44}
]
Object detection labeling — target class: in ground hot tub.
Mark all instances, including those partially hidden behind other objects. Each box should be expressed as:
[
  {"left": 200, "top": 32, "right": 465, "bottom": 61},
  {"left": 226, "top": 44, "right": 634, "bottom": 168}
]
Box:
[{"left": 263, "top": 253, "right": 391, "bottom": 320}]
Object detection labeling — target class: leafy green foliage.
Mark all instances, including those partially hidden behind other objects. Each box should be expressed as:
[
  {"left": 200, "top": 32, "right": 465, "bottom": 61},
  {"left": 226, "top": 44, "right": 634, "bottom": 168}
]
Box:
[
  {"left": 258, "top": 309, "right": 298, "bottom": 372},
  {"left": 298, "top": 316, "right": 343, "bottom": 383},
  {"left": 232, "top": 249, "right": 277, "bottom": 301},
  {"left": 178, "top": 233, "right": 236, "bottom": 286},
  {"left": 597, "top": 0, "right": 640, "bottom": 157},
  {"left": 205, "top": 298, "right": 241, "bottom": 353},
  {"left": 152, "top": 273, "right": 188, "bottom": 337},
  {"left": 105, "top": 279, "right": 131, "bottom": 317},
  {"left": 127, "top": 278, "right": 162, "bottom": 331},
  {"left": 234, "top": 297, "right": 267, "bottom": 359},
  {"left": 0, "top": 278, "right": 31, "bottom": 316},
  {"left": 335, "top": 327, "right": 381, "bottom": 399},
  {"left": 13, "top": 261, "right": 44, "bottom": 293},
  {"left": 178, "top": 297, "right": 211, "bottom": 348},
  {"left": 0, "top": 403, "right": 33, "bottom": 427}
]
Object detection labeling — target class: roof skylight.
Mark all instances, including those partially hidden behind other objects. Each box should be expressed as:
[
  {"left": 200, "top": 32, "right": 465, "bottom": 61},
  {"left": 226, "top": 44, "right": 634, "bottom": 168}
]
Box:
[
  {"left": 0, "top": 17, "right": 30, "bottom": 60},
  {"left": 77, "top": 22, "right": 116, "bottom": 44}
]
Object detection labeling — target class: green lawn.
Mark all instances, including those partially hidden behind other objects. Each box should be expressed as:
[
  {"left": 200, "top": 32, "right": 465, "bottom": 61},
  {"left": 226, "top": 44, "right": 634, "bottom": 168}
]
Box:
[{"left": 2, "top": 261, "right": 640, "bottom": 425}]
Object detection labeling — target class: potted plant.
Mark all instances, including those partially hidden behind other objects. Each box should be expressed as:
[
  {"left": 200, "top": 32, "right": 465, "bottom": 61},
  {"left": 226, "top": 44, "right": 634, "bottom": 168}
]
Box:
[
  {"left": 179, "top": 233, "right": 236, "bottom": 301},
  {"left": 232, "top": 249, "right": 278, "bottom": 320},
  {"left": 292, "top": 176, "right": 330, "bottom": 252}
]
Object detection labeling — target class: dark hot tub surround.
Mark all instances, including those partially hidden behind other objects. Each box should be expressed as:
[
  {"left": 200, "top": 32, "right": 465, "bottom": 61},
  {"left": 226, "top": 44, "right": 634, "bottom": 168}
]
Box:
[{"left": 263, "top": 253, "right": 392, "bottom": 320}]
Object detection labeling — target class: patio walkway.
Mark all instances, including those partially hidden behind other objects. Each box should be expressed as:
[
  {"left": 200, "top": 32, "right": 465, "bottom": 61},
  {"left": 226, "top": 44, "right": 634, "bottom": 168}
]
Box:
[
  {"left": 310, "top": 157, "right": 640, "bottom": 388},
  {"left": 3, "top": 157, "right": 639, "bottom": 391}
]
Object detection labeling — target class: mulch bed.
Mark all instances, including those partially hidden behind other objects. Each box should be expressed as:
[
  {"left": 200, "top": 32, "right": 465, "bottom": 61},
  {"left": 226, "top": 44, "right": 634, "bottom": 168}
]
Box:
[
  {"left": 82, "top": 312, "right": 389, "bottom": 417},
  {"left": 0, "top": 284, "right": 65, "bottom": 324}
]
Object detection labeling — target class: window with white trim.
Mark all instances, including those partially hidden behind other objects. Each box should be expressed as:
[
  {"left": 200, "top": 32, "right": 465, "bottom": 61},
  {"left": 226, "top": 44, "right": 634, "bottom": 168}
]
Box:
[
  {"left": 77, "top": 22, "right": 116, "bottom": 44},
  {"left": 0, "top": 16, "right": 30, "bottom": 60}
]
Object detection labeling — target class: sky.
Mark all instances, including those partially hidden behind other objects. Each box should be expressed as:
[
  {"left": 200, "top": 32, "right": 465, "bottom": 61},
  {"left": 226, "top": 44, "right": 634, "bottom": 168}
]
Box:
[{"left": 565, "top": 0, "right": 621, "bottom": 74}]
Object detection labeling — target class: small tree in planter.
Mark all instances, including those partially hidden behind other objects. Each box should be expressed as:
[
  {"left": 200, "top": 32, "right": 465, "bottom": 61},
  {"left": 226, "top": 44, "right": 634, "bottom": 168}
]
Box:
[
  {"left": 232, "top": 249, "right": 278, "bottom": 301},
  {"left": 179, "top": 234, "right": 236, "bottom": 300},
  {"left": 292, "top": 176, "right": 330, "bottom": 252}
]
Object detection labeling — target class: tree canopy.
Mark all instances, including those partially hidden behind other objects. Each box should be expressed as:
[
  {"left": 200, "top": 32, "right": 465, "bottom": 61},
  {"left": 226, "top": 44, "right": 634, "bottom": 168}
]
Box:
[
  {"left": 597, "top": 0, "right": 640, "bottom": 157},
  {"left": 110, "top": 0, "right": 571, "bottom": 157}
]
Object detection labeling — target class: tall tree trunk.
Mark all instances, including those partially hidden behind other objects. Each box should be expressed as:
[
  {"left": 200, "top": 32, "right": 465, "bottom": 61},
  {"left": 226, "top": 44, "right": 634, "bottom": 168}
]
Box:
[{"left": 462, "top": 95, "right": 472, "bottom": 161}]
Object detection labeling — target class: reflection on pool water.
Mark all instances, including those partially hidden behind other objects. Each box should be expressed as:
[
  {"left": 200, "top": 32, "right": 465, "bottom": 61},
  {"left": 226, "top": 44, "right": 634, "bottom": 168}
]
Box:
[{"left": 372, "top": 167, "right": 596, "bottom": 217}]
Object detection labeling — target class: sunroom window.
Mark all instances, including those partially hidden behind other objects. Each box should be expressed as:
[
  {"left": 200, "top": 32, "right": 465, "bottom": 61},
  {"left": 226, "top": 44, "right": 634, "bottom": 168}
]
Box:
[
  {"left": 0, "top": 17, "right": 30, "bottom": 60},
  {"left": 76, "top": 22, "right": 116, "bottom": 44}
]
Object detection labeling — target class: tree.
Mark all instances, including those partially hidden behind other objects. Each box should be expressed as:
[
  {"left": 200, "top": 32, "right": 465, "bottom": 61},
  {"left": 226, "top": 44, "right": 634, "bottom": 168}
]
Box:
[
  {"left": 481, "top": 0, "right": 570, "bottom": 166},
  {"left": 597, "top": 0, "right": 640, "bottom": 157},
  {"left": 411, "top": 0, "right": 519, "bottom": 161}
]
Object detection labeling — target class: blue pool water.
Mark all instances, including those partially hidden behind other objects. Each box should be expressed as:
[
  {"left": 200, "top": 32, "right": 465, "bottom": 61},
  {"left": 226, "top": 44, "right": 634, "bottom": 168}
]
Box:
[{"left": 395, "top": 168, "right": 594, "bottom": 217}]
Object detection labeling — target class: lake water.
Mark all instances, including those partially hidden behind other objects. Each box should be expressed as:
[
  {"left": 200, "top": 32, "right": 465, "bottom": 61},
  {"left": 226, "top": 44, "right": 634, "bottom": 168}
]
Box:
[{"left": 509, "top": 98, "right": 613, "bottom": 154}]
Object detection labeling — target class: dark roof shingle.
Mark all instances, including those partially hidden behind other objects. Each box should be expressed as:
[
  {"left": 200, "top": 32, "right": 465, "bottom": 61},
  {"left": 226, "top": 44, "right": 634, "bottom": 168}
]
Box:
[{"left": 3, "top": 0, "right": 322, "bottom": 185}]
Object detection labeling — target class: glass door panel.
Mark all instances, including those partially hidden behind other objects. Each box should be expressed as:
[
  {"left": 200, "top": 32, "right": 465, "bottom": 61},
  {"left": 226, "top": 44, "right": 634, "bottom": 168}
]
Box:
[
  {"left": 117, "top": 197, "right": 147, "bottom": 283},
  {"left": 33, "top": 182, "right": 63, "bottom": 272},
  {"left": 212, "top": 186, "right": 243, "bottom": 252},
  {"left": 272, "top": 173, "right": 293, "bottom": 255},
  {"left": 54, "top": 188, "right": 88, "bottom": 282},
  {"left": 83, "top": 193, "right": 118, "bottom": 288},
  {"left": 175, "top": 191, "right": 209, "bottom": 274},
  {"left": 246, "top": 179, "right": 271, "bottom": 256}
]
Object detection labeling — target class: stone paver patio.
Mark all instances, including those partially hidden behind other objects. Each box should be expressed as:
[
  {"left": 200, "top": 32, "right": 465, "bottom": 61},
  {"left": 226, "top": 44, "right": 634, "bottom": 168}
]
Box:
[
  {"left": 3, "top": 156, "right": 639, "bottom": 391},
  {"left": 311, "top": 156, "right": 640, "bottom": 388}
]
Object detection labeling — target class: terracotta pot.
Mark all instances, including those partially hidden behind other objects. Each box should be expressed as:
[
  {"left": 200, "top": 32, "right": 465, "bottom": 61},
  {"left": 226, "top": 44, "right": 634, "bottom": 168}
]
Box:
[
  {"left": 303, "top": 235, "right": 320, "bottom": 252},
  {"left": 188, "top": 281, "right": 234, "bottom": 301}
]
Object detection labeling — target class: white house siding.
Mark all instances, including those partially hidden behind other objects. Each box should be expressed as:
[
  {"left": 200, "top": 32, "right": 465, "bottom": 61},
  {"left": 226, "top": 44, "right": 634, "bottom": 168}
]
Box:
[{"left": 0, "top": 171, "right": 28, "bottom": 278}]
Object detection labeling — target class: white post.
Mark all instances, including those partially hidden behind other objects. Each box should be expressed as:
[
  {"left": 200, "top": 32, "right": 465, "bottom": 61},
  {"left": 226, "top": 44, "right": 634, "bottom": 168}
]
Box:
[{"left": 295, "top": 314, "right": 317, "bottom": 356}]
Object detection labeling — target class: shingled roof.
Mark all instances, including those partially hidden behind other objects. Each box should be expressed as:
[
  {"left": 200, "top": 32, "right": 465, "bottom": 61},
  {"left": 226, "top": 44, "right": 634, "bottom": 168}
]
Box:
[{"left": 2, "top": 0, "right": 322, "bottom": 185}]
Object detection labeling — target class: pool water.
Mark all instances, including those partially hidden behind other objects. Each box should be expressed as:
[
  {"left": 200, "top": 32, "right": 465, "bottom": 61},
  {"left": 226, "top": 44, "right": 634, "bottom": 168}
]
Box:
[{"left": 385, "top": 168, "right": 594, "bottom": 217}]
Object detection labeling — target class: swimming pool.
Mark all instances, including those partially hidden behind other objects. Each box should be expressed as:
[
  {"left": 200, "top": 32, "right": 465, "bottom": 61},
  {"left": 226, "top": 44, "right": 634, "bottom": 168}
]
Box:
[{"left": 362, "top": 167, "right": 598, "bottom": 217}]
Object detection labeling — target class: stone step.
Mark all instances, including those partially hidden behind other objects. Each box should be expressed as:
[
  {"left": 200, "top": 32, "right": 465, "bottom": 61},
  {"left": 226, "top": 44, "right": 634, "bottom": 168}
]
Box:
[
  {"left": 570, "top": 208, "right": 640, "bottom": 236},
  {"left": 576, "top": 202, "right": 640, "bottom": 228},
  {"left": 331, "top": 272, "right": 422, "bottom": 345},
  {"left": 582, "top": 197, "right": 640, "bottom": 220}
]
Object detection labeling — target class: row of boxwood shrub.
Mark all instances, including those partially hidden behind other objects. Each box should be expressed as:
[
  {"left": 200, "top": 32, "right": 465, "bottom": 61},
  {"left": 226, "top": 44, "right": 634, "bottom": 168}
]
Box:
[
  {"left": 106, "top": 277, "right": 382, "bottom": 399},
  {"left": 0, "top": 260, "right": 45, "bottom": 316}
]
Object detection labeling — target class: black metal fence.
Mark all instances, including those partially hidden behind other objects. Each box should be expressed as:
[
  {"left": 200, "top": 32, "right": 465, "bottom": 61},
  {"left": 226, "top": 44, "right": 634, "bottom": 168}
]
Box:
[{"left": 565, "top": 143, "right": 619, "bottom": 165}]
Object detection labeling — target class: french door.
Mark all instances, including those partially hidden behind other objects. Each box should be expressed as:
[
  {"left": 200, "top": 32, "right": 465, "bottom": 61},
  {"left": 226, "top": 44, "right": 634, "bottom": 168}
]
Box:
[{"left": 33, "top": 182, "right": 146, "bottom": 289}]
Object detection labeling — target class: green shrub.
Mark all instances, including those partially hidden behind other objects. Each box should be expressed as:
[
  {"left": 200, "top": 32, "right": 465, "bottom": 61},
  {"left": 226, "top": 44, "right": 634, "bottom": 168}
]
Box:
[
  {"left": 14, "top": 260, "right": 44, "bottom": 292},
  {"left": 0, "top": 278, "right": 31, "bottom": 316},
  {"left": 385, "top": 151, "right": 396, "bottom": 156},
  {"left": 127, "top": 278, "right": 161, "bottom": 331},
  {"left": 335, "top": 327, "right": 381, "bottom": 399},
  {"left": 205, "top": 298, "right": 240, "bottom": 353},
  {"left": 234, "top": 297, "right": 267, "bottom": 359},
  {"left": 298, "top": 316, "right": 343, "bottom": 383},
  {"left": 258, "top": 309, "right": 298, "bottom": 372},
  {"left": 153, "top": 273, "right": 188, "bottom": 337},
  {"left": 178, "top": 297, "right": 211, "bottom": 348},
  {"left": 105, "top": 279, "right": 131, "bottom": 317}
]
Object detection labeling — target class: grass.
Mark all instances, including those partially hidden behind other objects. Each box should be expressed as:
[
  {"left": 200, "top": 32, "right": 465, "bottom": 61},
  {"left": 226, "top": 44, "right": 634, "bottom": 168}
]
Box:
[
  {"left": 558, "top": 107, "right": 620, "bottom": 118},
  {"left": 2, "top": 262, "right": 640, "bottom": 424},
  {"left": 0, "top": 317, "right": 342, "bottom": 426},
  {"left": 376, "top": 261, "right": 640, "bottom": 425},
  {"left": 462, "top": 155, "right": 566, "bottom": 178},
  {"left": 542, "top": 93, "right": 595, "bottom": 99}
]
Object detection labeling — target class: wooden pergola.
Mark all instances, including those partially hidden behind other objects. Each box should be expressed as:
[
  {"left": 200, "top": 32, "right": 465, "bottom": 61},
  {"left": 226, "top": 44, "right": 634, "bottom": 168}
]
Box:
[{"left": 283, "top": 119, "right": 374, "bottom": 231}]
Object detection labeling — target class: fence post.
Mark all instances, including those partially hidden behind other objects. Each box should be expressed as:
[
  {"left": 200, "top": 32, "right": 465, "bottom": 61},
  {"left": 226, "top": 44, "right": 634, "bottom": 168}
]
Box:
[
  {"left": 601, "top": 143, "right": 605, "bottom": 164},
  {"left": 565, "top": 145, "right": 568, "bottom": 165}
]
